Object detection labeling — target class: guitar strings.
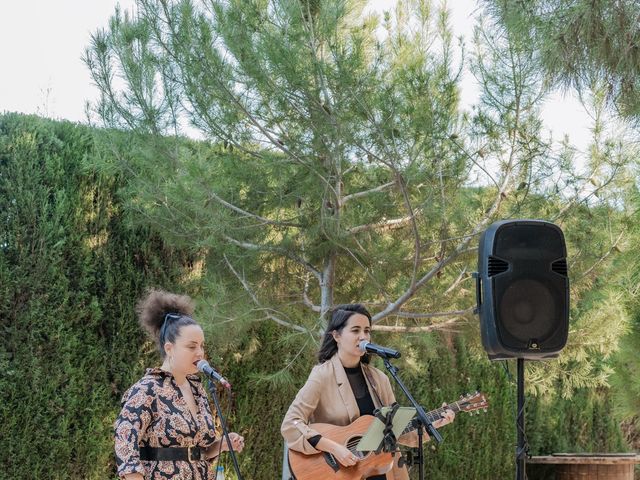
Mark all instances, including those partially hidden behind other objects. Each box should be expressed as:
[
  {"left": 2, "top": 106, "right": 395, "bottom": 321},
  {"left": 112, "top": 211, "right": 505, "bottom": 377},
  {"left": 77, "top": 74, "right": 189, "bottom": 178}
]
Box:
[{"left": 340, "top": 398, "right": 481, "bottom": 454}]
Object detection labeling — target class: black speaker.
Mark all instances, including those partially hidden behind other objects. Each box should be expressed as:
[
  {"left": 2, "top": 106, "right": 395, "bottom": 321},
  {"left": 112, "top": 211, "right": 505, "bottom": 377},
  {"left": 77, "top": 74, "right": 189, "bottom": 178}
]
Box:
[{"left": 476, "top": 219, "right": 569, "bottom": 360}]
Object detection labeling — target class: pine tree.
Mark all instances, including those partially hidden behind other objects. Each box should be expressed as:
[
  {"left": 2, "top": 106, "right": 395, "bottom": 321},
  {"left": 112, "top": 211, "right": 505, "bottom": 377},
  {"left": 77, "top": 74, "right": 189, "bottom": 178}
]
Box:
[
  {"left": 84, "top": 0, "right": 631, "bottom": 372},
  {"left": 483, "top": 0, "right": 640, "bottom": 119}
]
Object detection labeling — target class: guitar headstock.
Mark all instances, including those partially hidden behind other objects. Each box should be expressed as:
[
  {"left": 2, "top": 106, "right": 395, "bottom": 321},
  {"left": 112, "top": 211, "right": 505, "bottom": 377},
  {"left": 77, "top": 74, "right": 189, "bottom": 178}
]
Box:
[{"left": 456, "top": 391, "right": 489, "bottom": 414}]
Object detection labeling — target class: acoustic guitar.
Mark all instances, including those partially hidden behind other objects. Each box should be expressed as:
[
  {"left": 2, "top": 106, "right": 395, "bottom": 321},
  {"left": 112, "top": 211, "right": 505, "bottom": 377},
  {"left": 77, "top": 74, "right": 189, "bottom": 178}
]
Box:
[{"left": 288, "top": 392, "right": 488, "bottom": 480}]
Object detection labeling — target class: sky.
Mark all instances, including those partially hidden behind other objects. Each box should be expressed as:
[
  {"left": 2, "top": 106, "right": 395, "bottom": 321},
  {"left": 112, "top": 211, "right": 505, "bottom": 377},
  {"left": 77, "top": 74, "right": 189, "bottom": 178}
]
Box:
[
  {"left": 0, "top": 0, "right": 593, "bottom": 151},
  {"left": 0, "top": 0, "right": 133, "bottom": 120}
]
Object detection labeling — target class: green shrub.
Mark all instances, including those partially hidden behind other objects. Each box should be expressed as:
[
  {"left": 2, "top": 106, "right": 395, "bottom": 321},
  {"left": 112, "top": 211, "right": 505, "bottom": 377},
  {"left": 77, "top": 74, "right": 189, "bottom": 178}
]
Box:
[{"left": 0, "top": 114, "right": 191, "bottom": 479}]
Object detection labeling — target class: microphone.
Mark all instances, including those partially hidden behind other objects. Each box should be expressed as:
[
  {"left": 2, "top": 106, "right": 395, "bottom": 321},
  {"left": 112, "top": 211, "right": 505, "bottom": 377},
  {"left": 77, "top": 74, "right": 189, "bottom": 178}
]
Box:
[
  {"left": 358, "top": 340, "right": 401, "bottom": 359},
  {"left": 196, "top": 360, "right": 231, "bottom": 389}
]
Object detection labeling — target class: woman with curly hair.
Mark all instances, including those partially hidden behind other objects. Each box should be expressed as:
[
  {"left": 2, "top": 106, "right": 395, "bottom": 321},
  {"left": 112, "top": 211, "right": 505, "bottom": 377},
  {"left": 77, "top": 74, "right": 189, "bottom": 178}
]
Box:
[{"left": 114, "top": 289, "right": 244, "bottom": 480}]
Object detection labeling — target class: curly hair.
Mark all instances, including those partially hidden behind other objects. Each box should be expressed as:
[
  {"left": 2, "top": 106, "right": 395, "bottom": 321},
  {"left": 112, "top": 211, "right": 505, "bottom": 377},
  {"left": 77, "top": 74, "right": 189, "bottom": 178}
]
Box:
[{"left": 136, "top": 288, "right": 197, "bottom": 358}]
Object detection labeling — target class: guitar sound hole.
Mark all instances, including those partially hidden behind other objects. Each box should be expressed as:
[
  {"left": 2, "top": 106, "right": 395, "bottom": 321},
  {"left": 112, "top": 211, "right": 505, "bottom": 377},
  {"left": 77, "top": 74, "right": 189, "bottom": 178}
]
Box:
[
  {"left": 347, "top": 436, "right": 365, "bottom": 459},
  {"left": 322, "top": 436, "right": 370, "bottom": 472},
  {"left": 323, "top": 452, "right": 340, "bottom": 472}
]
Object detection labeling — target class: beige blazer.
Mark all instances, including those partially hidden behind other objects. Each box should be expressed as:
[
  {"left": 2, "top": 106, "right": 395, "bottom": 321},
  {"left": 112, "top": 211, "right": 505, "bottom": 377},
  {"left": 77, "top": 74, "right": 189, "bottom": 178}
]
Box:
[{"left": 281, "top": 354, "right": 414, "bottom": 480}]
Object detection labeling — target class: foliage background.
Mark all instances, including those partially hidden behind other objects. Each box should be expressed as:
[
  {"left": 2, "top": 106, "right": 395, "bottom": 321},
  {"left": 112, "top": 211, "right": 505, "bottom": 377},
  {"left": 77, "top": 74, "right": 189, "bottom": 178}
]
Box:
[
  {"left": 0, "top": 114, "right": 200, "bottom": 479},
  {"left": 1, "top": 113, "right": 636, "bottom": 479}
]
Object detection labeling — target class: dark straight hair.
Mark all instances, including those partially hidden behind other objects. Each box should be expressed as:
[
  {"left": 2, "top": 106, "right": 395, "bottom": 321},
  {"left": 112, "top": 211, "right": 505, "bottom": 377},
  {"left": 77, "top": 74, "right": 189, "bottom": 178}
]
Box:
[{"left": 317, "top": 304, "right": 372, "bottom": 364}]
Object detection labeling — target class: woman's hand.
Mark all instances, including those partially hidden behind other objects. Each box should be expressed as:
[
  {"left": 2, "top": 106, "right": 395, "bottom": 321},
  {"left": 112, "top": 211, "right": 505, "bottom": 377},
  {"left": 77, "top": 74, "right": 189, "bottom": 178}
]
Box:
[
  {"left": 433, "top": 403, "right": 456, "bottom": 429},
  {"left": 208, "top": 432, "right": 245, "bottom": 460},
  {"left": 330, "top": 443, "right": 358, "bottom": 467},
  {"left": 315, "top": 436, "right": 357, "bottom": 467},
  {"left": 221, "top": 432, "right": 245, "bottom": 453}
]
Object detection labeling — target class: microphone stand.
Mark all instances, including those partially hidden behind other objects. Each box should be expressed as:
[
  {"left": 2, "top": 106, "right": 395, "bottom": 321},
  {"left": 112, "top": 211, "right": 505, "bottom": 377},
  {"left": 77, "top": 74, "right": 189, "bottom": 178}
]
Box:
[
  {"left": 205, "top": 379, "right": 244, "bottom": 480},
  {"left": 381, "top": 357, "right": 442, "bottom": 480}
]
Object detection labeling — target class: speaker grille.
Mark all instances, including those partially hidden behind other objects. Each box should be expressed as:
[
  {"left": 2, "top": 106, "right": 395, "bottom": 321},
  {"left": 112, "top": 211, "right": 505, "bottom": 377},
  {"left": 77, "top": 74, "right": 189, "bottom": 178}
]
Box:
[
  {"left": 488, "top": 256, "right": 509, "bottom": 276},
  {"left": 552, "top": 259, "right": 568, "bottom": 276},
  {"left": 498, "top": 278, "right": 557, "bottom": 342}
]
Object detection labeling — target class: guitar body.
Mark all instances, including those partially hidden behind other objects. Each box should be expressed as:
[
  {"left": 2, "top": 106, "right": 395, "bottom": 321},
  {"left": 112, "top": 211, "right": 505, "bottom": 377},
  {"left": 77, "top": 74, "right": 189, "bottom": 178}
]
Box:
[
  {"left": 287, "top": 392, "right": 489, "bottom": 480},
  {"left": 288, "top": 415, "right": 394, "bottom": 480}
]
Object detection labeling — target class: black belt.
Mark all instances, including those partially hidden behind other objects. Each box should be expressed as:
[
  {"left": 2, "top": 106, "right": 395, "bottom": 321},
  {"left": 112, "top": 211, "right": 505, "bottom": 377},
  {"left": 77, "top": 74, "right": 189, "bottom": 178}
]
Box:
[{"left": 139, "top": 446, "right": 205, "bottom": 462}]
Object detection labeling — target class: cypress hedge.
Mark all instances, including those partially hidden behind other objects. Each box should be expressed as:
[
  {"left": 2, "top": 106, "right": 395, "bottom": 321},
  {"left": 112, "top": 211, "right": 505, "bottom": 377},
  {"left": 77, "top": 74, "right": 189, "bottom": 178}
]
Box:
[{"left": 0, "top": 114, "right": 193, "bottom": 479}]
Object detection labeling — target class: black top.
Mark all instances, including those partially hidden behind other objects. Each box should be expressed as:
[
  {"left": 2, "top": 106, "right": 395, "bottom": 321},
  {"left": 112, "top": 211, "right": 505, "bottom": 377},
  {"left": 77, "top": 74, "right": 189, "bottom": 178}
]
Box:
[{"left": 344, "top": 365, "right": 377, "bottom": 416}]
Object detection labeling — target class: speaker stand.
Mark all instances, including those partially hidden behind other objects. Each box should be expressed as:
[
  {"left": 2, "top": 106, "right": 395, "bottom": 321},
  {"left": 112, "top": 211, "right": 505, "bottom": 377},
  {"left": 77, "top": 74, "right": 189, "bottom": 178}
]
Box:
[{"left": 516, "top": 358, "right": 527, "bottom": 480}]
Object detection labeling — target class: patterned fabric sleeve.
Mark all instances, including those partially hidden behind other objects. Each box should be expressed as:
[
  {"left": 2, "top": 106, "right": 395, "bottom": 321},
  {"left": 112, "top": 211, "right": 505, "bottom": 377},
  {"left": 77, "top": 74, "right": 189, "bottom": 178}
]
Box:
[{"left": 114, "top": 380, "right": 155, "bottom": 478}]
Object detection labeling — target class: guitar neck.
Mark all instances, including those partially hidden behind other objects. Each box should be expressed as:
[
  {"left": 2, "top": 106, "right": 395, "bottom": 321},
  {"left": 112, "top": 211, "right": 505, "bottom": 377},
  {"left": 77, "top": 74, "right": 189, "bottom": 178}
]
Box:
[{"left": 400, "top": 401, "right": 462, "bottom": 436}]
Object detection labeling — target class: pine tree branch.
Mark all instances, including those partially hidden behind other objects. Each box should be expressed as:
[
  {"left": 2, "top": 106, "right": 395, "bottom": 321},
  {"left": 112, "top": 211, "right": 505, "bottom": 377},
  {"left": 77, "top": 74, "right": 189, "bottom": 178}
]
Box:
[
  {"left": 205, "top": 191, "right": 300, "bottom": 228},
  {"left": 345, "top": 141, "right": 423, "bottom": 288},
  {"left": 175, "top": 41, "right": 333, "bottom": 188},
  {"left": 553, "top": 164, "right": 624, "bottom": 220},
  {"left": 335, "top": 242, "right": 394, "bottom": 305},
  {"left": 221, "top": 234, "right": 322, "bottom": 280},
  {"left": 372, "top": 317, "right": 465, "bottom": 333},
  {"left": 444, "top": 268, "right": 470, "bottom": 295},
  {"left": 302, "top": 275, "right": 321, "bottom": 313},
  {"left": 395, "top": 171, "right": 422, "bottom": 289},
  {"left": 341, "top": 181, "right": 396, "bottom": 206},
  {"left": 223, "top": 255, "right": 309, "bottom": 334},
  {"left": 578, "top": 231, "right": 624, "bottom": 280},
  {"left": 347, "top": 211, "right": 421, "bottom": 235},
  {"left": 391, "top": 308, "right": 475, "bottom": 319},
  {"left": 372, "top": 101, "right": 520, "bottom": 322}
]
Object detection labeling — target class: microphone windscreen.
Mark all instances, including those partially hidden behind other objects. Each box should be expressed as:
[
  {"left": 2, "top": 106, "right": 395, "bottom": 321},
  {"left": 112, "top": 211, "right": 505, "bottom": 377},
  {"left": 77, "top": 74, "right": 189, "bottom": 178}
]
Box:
[{"left": 196, "top": 359, "right": 209, "bottom": 371}]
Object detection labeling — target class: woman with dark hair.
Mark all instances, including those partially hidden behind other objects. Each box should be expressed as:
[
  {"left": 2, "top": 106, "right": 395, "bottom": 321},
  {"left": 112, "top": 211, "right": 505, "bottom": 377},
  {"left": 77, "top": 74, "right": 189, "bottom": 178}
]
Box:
[
  {"left": 114, "top": 289, "right": 244, "bottom": 480},
  {"left": 281, "top": 304, "right": 455, "bottom": 480}
]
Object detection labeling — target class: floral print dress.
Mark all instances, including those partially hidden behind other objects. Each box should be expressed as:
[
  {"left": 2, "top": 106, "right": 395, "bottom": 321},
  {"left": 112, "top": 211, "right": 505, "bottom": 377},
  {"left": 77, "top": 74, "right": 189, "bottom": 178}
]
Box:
[{"left": 115, "top": 368, "right": 218, "bottom": 479}]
